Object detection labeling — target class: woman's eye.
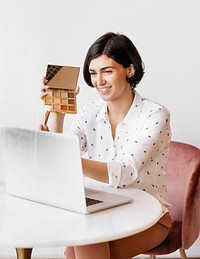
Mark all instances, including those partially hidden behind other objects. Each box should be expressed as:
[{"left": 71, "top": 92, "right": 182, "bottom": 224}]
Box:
[
  {"left": 104, "top": 70, "right": 112, "bottom": 74},
  {"left": 89, "top": 72, "right": 96, "bottom": 76}
]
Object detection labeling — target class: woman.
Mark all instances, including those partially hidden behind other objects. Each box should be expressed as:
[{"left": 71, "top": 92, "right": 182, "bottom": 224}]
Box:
[{"left": 40, "top": 32, "right": 173, "bottom": 259}]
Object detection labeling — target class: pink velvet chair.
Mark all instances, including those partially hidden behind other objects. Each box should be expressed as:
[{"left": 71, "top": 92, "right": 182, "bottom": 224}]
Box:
[{"left": 145, "top": 141, "right": 200, "bottom": 259}]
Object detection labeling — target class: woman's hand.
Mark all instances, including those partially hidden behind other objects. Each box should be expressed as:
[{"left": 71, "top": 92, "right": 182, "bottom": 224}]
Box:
[
  {"left": 39, "top": 124, "right": 49, "bottom": 131},
  {"left": 40, "top": 77, "right": 80, "bottom": 101},
  {"left": 40, "top": 77, "right": 49, "bottom": 101},
  {"left": 39, "top": 77, "right": 80, "bottom": 133},
  {"left": 75, "top": 85, "right": 80, "bottom": 95}
]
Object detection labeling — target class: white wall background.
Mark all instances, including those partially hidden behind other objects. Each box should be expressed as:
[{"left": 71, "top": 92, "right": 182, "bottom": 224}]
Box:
[{"left": 0, "top": 0, "right": 199, "bottom": 258}]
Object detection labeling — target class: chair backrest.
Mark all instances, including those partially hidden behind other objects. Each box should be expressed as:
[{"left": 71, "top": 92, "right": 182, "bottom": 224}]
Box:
[{"left": 165, "top": 141, "right": 200, "bottom": 249}]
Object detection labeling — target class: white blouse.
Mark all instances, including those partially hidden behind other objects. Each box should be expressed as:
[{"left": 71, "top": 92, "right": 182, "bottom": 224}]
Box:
[{"left": 70, "top": 91, "right": 172, "bottom": 214}]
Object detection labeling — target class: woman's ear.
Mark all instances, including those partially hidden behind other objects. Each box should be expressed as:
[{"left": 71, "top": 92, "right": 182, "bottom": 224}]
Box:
[{"left": 127, "top": 64, "right": 135, "bottom": 78}]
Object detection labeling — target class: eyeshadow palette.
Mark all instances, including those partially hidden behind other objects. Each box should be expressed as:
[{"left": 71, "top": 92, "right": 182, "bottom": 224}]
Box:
[
  {"left": 44, "top": 89, "right": 76, "bottom": 113},
  {"left": 44, "top": 64, "right": 80, "bottom": 114}
]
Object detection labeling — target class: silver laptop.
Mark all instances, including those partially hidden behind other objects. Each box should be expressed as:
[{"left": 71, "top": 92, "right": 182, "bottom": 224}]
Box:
[{"left": 0, "top": 126, "right": 132, "bottom": 214}]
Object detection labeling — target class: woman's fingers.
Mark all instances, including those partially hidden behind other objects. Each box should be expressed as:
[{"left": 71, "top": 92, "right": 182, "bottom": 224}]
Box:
[
  {"left": 39, "top": 124, "right": 49, "bottom": 131},
  {"left": 75, "top": 85, "right": 80, "bottom": 95},
  {"left": 40, "top": 77, "right": 50, "bottom": 100},
  {"left": 42, "top": 77, "right": 48, "bottom": 85},
  {"left": 40, "top": 90, "right": 48, "bottom": 100},
  {"left": 41, "top": 78, "right": 80, "bottom": 100}
]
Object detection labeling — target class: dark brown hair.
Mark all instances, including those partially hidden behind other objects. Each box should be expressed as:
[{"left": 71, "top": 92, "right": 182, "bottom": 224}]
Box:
[{"left": 83, "top": 32, "right": 145, "bottom": 88}]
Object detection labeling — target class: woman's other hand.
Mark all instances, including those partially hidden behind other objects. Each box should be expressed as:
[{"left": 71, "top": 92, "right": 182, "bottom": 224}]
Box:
[{"left": 39, "top": 124, "right": 49, "bottom": 131}]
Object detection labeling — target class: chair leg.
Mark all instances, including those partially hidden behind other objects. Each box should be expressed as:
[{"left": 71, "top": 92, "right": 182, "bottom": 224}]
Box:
[
  {"left": 179, "top": 248, "right": 187, "bottom": 259},
  {"left": 149, "top": 255, "right": 156, "bottom": 259}
]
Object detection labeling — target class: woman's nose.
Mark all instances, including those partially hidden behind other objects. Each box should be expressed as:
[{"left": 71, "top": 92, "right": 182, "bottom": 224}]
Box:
[{"left": 96, "top": 74, "right": 106, "bottom": 86}]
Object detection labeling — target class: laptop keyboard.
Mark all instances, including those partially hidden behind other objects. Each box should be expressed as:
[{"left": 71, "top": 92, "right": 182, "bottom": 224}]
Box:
[{"left": 86, "top": 197, "right": 103, "bottom": 206}]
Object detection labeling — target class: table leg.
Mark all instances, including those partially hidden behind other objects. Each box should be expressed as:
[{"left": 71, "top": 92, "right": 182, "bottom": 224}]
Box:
[{"left": 15, "top": 248, "right": 33, "bottom": 259}]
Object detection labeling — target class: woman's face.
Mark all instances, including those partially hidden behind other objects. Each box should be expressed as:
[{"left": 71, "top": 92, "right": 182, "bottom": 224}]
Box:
[{"left": 89, "top": 54, "right": 134, "bottom": 103}]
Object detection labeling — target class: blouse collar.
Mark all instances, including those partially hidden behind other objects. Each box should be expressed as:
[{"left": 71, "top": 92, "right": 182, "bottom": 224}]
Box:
[{"left": 95, "top": 91, "right": 145, "bottom": 125}]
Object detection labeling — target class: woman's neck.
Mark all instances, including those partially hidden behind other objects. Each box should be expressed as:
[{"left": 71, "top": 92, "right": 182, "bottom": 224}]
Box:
[
  {"left": 107, "top": 89, "right": 135, "bottom": 139},
  {"left": 107, "top": 89, "right": 134, "bottom": 122}
]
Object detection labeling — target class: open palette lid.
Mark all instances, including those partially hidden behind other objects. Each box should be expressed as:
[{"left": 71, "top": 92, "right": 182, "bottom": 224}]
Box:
[{"left": 46, "top": 64, "right": 80, "bottom": 90}]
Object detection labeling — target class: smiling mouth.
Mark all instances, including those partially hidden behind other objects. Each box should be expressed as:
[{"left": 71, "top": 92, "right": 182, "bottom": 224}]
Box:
[{"left": 98, "top": 86, "right": 112, "bottom": 94}]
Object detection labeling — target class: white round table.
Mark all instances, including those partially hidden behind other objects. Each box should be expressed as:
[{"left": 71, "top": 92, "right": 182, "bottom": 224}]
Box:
[{"left": 0, "top": 179, "right": 162, "bottom": 259}]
